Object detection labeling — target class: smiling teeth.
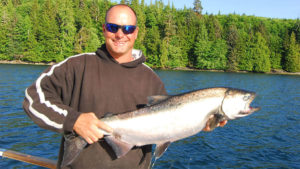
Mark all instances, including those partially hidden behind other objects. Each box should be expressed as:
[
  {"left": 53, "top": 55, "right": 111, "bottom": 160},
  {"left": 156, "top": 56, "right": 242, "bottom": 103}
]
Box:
[{"left": 115, "top": 41, "right": 126, "bottom": 45}]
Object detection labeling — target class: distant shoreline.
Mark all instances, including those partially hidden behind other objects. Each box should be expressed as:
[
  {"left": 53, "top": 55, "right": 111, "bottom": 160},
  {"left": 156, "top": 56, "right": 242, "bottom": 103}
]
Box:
[
  {"left": 1, "top": 60, "right": 300, "bottom": 76},
  {"left": 0, "top": 60, "right": 55, "bottom": 65}
]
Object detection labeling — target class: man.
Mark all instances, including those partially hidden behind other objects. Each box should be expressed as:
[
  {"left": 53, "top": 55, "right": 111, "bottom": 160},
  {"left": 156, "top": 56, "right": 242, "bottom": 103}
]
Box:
[{"left": 23, "top": 4, "right": 226, "bottom": 169}]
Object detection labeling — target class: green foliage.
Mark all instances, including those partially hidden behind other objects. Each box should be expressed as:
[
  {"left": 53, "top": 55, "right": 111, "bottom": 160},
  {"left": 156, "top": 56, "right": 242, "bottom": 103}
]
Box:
[
  {"left": 284, "top": 32, "right": 300, "bottom": 72},
  {"left": 251, "top": 32, "right": 271, "bottom": 72},
  {"left": 0, "top": 0, "right": 299, "bottom": 73}
]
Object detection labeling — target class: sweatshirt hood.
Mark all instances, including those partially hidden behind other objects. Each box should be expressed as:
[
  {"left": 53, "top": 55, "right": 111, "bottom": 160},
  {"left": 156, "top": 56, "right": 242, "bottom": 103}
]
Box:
[{"left": 96, "top": 44, "right": 146, "bottom": 68}]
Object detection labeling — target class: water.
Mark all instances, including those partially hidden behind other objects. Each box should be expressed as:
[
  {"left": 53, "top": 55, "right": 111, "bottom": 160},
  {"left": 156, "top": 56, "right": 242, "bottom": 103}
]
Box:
[{"left": 1, "top": 64, "right": 300, "bottom": 169}]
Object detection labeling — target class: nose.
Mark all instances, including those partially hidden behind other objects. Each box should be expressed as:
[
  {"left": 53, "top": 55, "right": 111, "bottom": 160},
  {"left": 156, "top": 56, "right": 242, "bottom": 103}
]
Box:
[{"left": 115, "top": 28, "right": 125, "bottom": 39}]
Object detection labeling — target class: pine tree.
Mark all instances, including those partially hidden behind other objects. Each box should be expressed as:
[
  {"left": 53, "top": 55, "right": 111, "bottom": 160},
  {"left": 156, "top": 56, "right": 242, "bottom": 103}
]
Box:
[
  {"left": 57, "top": 0, "right": 76, "bottom": 58},
  {"left": 252, "top": 32, "right": 271, "bottom": 72},
  {"left": 160, "top": 3, "right": 177, "bottom": 68},
  {"left": 131, "top": 0, "right": 146, "bottom": 51},
  {"left": 73, "top": 0, "right": 100, "bottom": 53},
  {"left": 284, "top": 32, "right": 300, "bottom": 72},
  {"left": 226, "top": 24, "right": 239, "bottom": 71},
  {"left": 144, "top": 5, "right": 161, "bottom": 67},
  {"left": 38, "top": 0, "right": 62, "bottom": 62},
  {"left": 0, "top": 2, "right": 9, "bottom": 60},
  {"left": 193, "top": 0, "right": 203, "bottom": 15}
]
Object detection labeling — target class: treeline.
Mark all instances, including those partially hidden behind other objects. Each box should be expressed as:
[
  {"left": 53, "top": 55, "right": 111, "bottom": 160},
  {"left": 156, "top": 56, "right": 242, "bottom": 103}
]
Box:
[{"left": 1, "top": 0, "right": 300, "bottom": 72}]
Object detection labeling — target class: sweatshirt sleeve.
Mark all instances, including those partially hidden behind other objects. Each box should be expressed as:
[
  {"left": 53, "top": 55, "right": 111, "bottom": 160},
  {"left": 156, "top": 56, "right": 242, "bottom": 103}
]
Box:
[{"left": 23, "top": 59, "right": 82, "bottom": 134}]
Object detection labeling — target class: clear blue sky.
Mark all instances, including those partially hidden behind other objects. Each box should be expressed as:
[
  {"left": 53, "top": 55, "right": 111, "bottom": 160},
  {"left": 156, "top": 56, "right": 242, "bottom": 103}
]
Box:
[{"left": 113, "top": 0, "right": 300, "bottom": 19}]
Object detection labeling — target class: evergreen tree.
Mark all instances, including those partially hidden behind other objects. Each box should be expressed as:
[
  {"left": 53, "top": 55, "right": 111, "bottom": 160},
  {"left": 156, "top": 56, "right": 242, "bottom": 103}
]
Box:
[
  {"left": 22, "top": 15, "right": 40, "bottom": 62},
  {"left": 3, "top": 0, "right": 15, "bottom": 60},
  {"left": 73, "top": 0, "right": 100, "bottom": 53},
  {"left": 38, "top": 0, "right": 62, "bottom": 62},
  {"left": 193, "top": 0, "right": 203, "bottom": 15},
  {"left": 57, "top": 0, "right": 76, "bottom": 58},
  {"left": 131, "top": 0, "right": 146, "bottom": 51},
  {"left": 251, "top": 32, "right": 271, "bottom": 72},
  {"left": 284, "top": 32, "right": 300, "bottom": 72},
  {"left": 226, "top": 24, "right": 239, "bottom": 71},
  {"left": 159, "top": 4, "right": 176, "bottom": 68},
  {"left": 0, "top": 2, "right": 10, "bottom": 60},
  {"left": 144, "top": 5, "right": 161, "bottom": 67}
]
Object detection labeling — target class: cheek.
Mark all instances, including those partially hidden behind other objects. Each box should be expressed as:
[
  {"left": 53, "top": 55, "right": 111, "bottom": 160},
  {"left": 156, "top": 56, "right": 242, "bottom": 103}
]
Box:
[{"left": 222, "top": 99, "right": 241, "bottom": 118}]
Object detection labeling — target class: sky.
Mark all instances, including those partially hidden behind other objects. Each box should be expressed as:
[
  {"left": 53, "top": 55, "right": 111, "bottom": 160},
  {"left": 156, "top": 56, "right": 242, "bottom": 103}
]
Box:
[{"left": 113, "top": 0, "right": 300, "bottom": 19}]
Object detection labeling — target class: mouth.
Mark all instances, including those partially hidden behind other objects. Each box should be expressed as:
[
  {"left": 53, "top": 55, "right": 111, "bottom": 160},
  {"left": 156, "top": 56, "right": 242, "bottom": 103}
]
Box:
[
  {"left": 240, "top": 95, "right": 260, "bottom": 115},
  {"left": 240, "top": 106, "right": 261, "bottom": 115},
  {"left": 113, "top": 40, "right": 127, "bottom": 46}
]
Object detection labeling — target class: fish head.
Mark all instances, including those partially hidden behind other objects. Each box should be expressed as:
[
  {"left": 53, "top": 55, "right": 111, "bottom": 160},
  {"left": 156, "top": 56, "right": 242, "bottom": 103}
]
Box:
[{"left": 221, "top": 89, "right": 260, "bottom": 120}]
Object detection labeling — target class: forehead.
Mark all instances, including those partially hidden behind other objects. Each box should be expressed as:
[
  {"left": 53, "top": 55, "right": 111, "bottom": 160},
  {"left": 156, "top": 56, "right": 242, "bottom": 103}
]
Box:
[{"left": 106, "top": 6, "right": 136, "bottom": 25}]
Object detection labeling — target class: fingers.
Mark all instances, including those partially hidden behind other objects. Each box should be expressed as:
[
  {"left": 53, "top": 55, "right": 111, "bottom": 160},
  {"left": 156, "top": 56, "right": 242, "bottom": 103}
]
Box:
[
  {"left": 219, "top": 120, "right": 228, "bottom": 127},
  {"left": 203, "top": 125, "right": 211, "bottom": 132},
  {"left": 203, "top": 115, "right": 213, "bottom": 132},
  {"left": 97, "top": 120, "right": 113, "bottom": 134},
  {"left": 73, "top": 112, "right": 110, "bottom": 144},
  {"left": 204, "top": 115, "right": 228, "bottom": 132}
]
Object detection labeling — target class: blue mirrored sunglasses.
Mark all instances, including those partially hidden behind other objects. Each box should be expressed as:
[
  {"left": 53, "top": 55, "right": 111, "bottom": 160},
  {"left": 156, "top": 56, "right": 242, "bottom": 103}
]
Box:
[{"left": 105, "top": 23, "right": 137, "bottom": 34}]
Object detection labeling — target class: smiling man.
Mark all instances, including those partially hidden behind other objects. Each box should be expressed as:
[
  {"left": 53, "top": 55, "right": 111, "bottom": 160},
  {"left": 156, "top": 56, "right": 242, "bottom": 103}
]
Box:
[
  {"left": 103, "top": 5, "right": 139, "bottom": 63},
  {"left": 23, "top": 4, "right": 226, "bottom": 169},
  {"left": 24, "top": 4, "right": 167, "bottom": 169}
]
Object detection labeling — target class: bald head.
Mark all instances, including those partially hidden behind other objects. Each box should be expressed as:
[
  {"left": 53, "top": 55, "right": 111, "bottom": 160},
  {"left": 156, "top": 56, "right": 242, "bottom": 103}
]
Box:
[{"left": 105, "top": 4, "right": 138, "bottom": 25}]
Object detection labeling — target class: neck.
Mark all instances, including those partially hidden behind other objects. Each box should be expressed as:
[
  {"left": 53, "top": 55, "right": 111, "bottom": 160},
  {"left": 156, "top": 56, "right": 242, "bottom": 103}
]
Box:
[
  {"left": 113, "top": 54, "right": 134, "bottom": 63},
  {"left": 108, "top": 49, "right": 134, "bottom": 63}
]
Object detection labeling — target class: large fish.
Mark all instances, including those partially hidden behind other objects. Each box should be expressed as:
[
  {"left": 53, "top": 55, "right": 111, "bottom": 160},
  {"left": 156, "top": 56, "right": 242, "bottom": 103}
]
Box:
[{"left": 61, "top": 87, "right": 260, "bottom": 167}]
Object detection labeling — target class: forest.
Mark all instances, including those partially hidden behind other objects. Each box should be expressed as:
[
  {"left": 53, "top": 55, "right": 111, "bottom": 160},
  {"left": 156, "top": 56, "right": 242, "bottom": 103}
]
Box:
[{"left": 0, "top": 0, "right": 300, "bottom": 72}]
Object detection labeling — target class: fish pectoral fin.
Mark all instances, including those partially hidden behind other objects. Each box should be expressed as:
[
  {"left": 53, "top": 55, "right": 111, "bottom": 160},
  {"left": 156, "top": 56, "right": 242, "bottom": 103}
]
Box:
[
  {"left": 154, "top": 142, "right": 171, "bottom": 159},
  {"left": 104, "top": 136, "right": 134, "bottom": 159},
  {"left": 147, "top": 95, "right": 171, "bottom": 106}
]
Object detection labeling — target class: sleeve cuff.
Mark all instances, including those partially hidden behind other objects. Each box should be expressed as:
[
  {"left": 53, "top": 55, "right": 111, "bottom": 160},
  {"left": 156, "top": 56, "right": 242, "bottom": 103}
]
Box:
[{"left": 63, "top": 109, "right": 82, "bottom": 133}]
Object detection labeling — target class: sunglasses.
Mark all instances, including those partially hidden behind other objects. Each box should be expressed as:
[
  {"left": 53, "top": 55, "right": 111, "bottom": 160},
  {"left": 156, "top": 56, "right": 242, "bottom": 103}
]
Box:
[{"left": 105, "top": 23, "right": 137, "bottom": 34}]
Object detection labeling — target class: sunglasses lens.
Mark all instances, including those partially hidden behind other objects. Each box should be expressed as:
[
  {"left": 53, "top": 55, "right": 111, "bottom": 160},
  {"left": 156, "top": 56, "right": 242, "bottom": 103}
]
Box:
[
  {"left": 122, "top": 25, "right": 136, "bottom": 34},
  {"left": 106, "top": 23, "right": 119, "bottom": 33},
  {"left": 106, "top": 23, "right": 136, "bottom": 34}
]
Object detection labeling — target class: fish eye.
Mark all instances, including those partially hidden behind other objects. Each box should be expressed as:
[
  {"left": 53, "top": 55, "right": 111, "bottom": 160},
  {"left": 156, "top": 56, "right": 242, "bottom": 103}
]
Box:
[{"left": 243, "top": 94, "right": 251, "bottom": 101}]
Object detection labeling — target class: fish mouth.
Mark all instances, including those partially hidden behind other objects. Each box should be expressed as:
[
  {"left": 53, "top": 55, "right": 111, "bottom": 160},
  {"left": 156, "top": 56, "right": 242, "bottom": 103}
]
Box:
[{"left": 240, "top": 94, "right": 260, "bottom": 115}]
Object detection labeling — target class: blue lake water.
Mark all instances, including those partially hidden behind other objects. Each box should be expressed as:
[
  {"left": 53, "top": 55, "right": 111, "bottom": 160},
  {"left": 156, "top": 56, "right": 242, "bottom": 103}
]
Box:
[{"left": 0, "top": 64, "right": 300, "bottom": 168}]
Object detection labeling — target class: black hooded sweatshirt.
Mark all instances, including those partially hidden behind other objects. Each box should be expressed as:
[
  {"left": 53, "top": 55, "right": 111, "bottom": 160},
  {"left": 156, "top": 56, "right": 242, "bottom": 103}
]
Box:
[{"left": 23, "top": 44, "right": 167, "bottom": 169}]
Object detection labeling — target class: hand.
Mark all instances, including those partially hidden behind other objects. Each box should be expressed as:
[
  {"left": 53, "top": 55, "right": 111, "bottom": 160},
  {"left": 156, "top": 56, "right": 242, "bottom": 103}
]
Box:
[
  {"left": 203, "top": 115, "right": 228, "bottom": 132},
  {"left": 73, "top": 112, "right": 113, "bottom": 144}
]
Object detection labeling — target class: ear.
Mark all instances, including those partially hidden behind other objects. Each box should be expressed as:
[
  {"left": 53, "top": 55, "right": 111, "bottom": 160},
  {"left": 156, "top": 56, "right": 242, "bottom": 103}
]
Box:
[
  {"left": 134, "top": 26, "right": 139, "bottom": 39},
  {"left": 102, "top": 24, "right": 106, "bottom": 34}
]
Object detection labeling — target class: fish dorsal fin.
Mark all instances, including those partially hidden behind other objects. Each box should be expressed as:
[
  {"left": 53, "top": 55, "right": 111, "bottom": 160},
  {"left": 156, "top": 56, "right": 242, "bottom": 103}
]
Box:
[
  {"left": 147, "top": 95, "right": 170, "bottom": 106},
  {"left": 154, "top": 142, "right": 171, "bottom": 159},
  {"left": 104, "top": 135, "right": 134, "bottom": 159}
]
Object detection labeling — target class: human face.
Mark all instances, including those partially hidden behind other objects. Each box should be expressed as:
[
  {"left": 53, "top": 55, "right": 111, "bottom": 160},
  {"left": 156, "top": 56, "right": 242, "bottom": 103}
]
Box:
[{"left": 103, "top": 6, "right": 139, "bottom": 61}]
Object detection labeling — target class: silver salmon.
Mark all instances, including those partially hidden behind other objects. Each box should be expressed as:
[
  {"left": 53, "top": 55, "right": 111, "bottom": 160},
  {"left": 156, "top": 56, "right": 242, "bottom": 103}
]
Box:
[{"left": 61, "top": 87, "right": 260, "bottom": 167}]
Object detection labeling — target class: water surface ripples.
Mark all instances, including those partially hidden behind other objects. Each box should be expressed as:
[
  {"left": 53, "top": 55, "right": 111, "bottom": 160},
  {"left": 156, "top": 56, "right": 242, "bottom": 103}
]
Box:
[{"left": 1, "top": 65, "right": 300, "bottom": 168}]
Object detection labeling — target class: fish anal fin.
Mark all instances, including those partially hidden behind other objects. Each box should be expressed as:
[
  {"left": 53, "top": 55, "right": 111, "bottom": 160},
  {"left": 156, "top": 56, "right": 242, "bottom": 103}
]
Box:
[
  {"left": 154, "top": 142, "right": 171, "bottom": 159},
  {"left": 104, "top": 136, "right": 134, "bottom": 159},
  {"left": 147, "top": 95, "right": 170, "bottom": 106}
]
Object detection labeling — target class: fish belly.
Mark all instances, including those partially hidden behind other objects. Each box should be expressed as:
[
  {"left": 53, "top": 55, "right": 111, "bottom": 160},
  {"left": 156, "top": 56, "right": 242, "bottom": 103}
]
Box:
[{"left": 105, "top": 100, "right": 218, "bottom": 146}]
